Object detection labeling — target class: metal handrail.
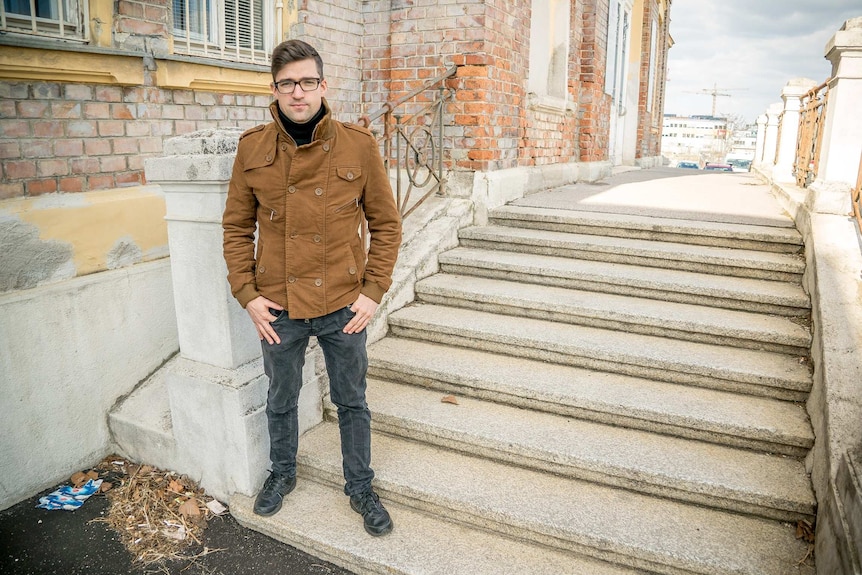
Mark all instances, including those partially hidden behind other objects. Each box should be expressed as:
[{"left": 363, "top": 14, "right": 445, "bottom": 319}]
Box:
[
  {"left": 358, "top": 65, "right": 457, "bottom": 220},
  {"left": 794, "top": 79, "right": 829, "bottom": 188}
]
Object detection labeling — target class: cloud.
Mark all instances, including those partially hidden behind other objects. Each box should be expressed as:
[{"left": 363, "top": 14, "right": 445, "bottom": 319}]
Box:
[{"left": 665, "top": 0, "right": 859, "bottom": 121}]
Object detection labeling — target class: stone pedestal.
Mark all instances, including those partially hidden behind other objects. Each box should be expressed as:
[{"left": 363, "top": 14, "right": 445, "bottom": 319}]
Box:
[
  {"left": 810, "top": 17, "right": 862, "bottom": 215},
  {"left": 754, "top": 114, "right": 767, "bottom": 165},
  {"left": 773, "top": 78, "right": 818, "bottom": 183},
  {"left": 760, "top": 102, "right": 783, "bottom": 171},
  {"left": 143, "top": 129, "right": 326, "bottom": 500}
]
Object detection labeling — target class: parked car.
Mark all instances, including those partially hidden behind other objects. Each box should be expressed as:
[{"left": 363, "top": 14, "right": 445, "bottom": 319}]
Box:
[
  {"left": 676, "top": 161, "right": 699, "bottom": 169},
  {"left": 703, "top": 162, "right": 734, "bottom": 172}
]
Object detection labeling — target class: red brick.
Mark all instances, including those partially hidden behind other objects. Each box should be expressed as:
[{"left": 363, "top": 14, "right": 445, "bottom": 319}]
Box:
[
  {"left": 118, "top": 17, "right": 165, "bottom": 36},
  {"left": 52, "top": 102, "right": 82, "bottom": 119},
  {"left": 126, "top": 121, "right": 151, "bottom": 136},
  {"left": 112, "top": 103, "right": 136, "bottom": 120},
  {"left": 64, "top": 85, "right": 94, "bottom": 100},
  {"left": 113, "top": 138, "right": 138, "bottom": 154},
  {"left": 17, "top": 101, "right": 49, "bottom": 118},
  {"left": 84, "top": 102, "right": 110, "bottom": 119},
  {"left": 138, "top": 137, "right": 162, "bottom": 154},
  {"left": 0, "top": 119, "right": 30, "bottom": 138},
  {"left": 4, "top": 160, "right": 36, "bottom": 179},
  {"left": 95, "top": 86, "right": 123, "bottom": 102},
  {"left": 19, "top": 140, "right": 50, "bottom": 158},
  {"left": 0, "top": 182, "right": 24, "bottom": 199},
  {"left": 54, "top": 139, "right": 84, "bottom": 156},
  {"left": 33, "top": 121, "right": 65, "bottom": 138},
  {"left": 71, "top": 157, "right": 100, "bottom": 174},
  {"left": 0, "top": 141, "right": 20, "bottom": 162},
  {"left": 88, "top": 174, "right": 115, "bottom": 190},
  {"left": 84, "top": 139, "right": 112, "bottom": 156},
  {"left": 67, "top": 121, "right": 98, "bottom": 137},
  {"left": 115, "top": 171, "right": 143, "bottom": 187},
  {"left": 98, "top": 121, "right": 125, "bottom": 136},
  {"left": 38, "top": 159, "right": 69, "bottom": 177},
  {"left": 100, "top": 156, "right": 127, "bottom": 172},
  {"left": 26, "top": 178, "right": 58, "bottom": 195},
  {"left": 58, "top": 176, "right": 85, "bottom": 193}
]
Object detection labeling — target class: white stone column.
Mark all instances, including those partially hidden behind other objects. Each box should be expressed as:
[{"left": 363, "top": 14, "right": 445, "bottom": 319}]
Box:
[
  {"left": 754, "top": 114, "right": 767, "bottom": 165},
  {"left": 809, "top": 17, "right": 862, "bottom": 214},
  {"left": 773, "top": 78, "right": 818, "bottom": 183},
  {"left": 143, "top": 130, "right": 326, "bottom": 501},
  {"left": 761, "top": 102, "right": 783, "bottom": 173}
]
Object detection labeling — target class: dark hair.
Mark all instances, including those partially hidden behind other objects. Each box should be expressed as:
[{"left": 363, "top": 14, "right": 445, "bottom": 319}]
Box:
[{"left": 270, "top": 40, "right": 324, "bottom": 81}]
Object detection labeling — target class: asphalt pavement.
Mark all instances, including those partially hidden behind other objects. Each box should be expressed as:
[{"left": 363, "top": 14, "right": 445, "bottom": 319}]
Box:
[{"left": 0, "top": 483, "right": 356, "bottom": 575}]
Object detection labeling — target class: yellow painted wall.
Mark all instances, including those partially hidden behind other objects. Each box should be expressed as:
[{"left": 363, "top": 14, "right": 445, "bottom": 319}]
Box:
[{"left": 1, "top": 188, "right": 169, "bottom": 277}]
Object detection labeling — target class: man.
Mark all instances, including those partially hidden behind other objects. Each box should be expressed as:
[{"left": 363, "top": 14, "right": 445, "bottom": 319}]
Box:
[{"left": 222, "top": 39, "right": 402, "bottom": 537}]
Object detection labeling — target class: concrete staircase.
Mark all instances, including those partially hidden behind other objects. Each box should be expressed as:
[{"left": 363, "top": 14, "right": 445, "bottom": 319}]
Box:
[{"left": 230, "top": 203, "right": 817, "bottom": 574}]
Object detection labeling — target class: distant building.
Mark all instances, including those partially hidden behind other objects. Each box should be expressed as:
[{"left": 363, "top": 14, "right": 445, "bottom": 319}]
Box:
[
  {"left": 661, "top": 114, "right": 729, "bottom": 167},
  {"left": 725, "top": 127, "right": 757, "bottom": 171}
]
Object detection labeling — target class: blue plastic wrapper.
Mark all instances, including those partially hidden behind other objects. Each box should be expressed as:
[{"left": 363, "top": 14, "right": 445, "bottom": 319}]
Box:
[{"left": 36, "top": 479, "right": 103, "bottom": 511}]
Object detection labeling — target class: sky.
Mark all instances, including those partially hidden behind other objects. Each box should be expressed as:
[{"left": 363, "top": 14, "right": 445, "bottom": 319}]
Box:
[{"left": 663, "top": 0, "right": 861, "bottom": 124}]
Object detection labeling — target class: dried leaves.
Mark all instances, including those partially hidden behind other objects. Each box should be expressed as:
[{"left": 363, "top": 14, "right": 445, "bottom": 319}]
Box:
[
  {"left": 90, "top": 455, "right": 226, "bottom": 567},
  {"left": 440, "top": 395, "right": 459, "bottom": 405}
]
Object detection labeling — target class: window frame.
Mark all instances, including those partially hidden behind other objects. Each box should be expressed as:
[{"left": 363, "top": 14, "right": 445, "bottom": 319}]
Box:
[{"left": 171, "top": 0, "right": 273, "bottom": 65}]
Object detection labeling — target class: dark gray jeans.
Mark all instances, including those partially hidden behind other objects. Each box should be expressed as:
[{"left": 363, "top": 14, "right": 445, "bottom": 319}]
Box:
[{"left": 261, "top": 305, "right": 373, "bottom": 496}]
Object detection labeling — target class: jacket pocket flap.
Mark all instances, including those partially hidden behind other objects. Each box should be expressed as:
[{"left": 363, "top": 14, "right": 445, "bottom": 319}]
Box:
[{"left": 336, "top": 166, "right": 362, "bottom": 182}]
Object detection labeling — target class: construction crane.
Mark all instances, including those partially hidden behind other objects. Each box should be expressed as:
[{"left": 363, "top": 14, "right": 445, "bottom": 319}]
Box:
[{"left": 684, "top": 83, "right": 747, "bottom": 116}]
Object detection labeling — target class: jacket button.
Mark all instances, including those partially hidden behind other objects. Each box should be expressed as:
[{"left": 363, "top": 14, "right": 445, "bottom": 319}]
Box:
[
  {"left": 314, "top": 188, "right": 323, "bottom": 196},
  {"left": 288, "top": 275, "right": 296, "bottom": 283},
  {"left": 313, "top": 235, "right": 321, "bottom": 243},
  {"left": 314, "top": 278, "right": 322, "bottom": 286},
  {"left": 347, "top": 172, "right": 354, "bottom": 180},
  {"left": 258, "top": 266, "right": 266, "bottom": 273},
  {"left": 323, "top": 143, "right": 330, "bottom": 152},
  {"left": 266, "top": 155, "right": 272, "bottom": 161},
  {"left": 348, "top": 266, "right": 356, "bottom": 275},
  {"left": 280, "top": 144, "right": 287, "bottom": 151},
  {"left": 289, "top": 232, "right": 297, "bottom": 239},
  {"left": 288, "top": 185, "right": 296, "bottom": 193}
]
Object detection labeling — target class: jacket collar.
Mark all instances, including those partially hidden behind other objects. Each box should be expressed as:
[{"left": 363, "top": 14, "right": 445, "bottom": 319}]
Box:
[{"left": 269, "top": 98, "right": 335, "bottom": 142}]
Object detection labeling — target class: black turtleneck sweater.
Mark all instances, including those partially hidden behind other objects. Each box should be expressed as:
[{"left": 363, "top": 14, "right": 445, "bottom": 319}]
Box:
[{"left": 277, "top": 104, "right": 325, "bottom": 146}]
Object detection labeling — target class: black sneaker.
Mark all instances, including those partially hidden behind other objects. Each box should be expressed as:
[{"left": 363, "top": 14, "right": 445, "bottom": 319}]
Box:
[
  {"left": 349, "top": 488, "right": 393, "bottom": 536},
  {"left": 253, "top": 472, "right": 296, "bottom": 516}
]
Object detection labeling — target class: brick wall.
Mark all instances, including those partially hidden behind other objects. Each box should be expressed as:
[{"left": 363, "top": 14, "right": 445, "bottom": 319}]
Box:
[
  {"left": 635, "top": 1, "right": 670, "bottom": 161},
  {"left": 0, "top": 79, "right": 269, "bottom": 200},
  {"left": 578, "top": 0, "right": 612, "bottom": 163}
]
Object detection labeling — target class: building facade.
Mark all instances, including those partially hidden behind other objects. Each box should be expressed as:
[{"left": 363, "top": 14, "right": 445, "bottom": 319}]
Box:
[{"left": 0, "top": 0, "right": 672, "bottom": 509}]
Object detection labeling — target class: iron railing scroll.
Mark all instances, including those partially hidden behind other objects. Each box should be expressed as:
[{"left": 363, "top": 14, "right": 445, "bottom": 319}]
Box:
[
  {"left": 358, "top": 66, "right": 457, "bottom": 221},
  {"left": 794, "top": 79, "right": 830, "bottom": 188}
]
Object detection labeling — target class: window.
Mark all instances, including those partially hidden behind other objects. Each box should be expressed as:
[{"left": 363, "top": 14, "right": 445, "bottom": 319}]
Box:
[
  {"left": 172, "top": 0, "right": 271, "bottom": 64},
  {"left": 1, "top": 0, "right": 88, "bottom": 40},
  {"left": 527, "top": 0, "right": 572, "bottom": 112}
]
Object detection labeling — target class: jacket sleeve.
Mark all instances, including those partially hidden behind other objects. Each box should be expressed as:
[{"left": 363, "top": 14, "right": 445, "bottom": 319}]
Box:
[
  {"left": 360, "top": 135, "right": 403, "bottom": 303},
  {"left": 222, "top": 146, "right": 262, "bottom": 308}
]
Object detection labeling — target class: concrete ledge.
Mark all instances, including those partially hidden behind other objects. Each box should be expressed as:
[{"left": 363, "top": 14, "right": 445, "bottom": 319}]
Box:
[{"left": 754, "top": 167, "right": 862, "bottom": 573}]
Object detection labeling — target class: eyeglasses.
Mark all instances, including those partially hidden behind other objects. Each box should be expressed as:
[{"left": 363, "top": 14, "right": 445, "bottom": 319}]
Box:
[{"left": 274, "top": 78, "right": 322, "bottom": 94}]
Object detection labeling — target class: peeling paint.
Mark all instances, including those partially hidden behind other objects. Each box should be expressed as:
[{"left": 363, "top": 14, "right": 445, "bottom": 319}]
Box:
[
  {"left": 0, "top": 217, "right": 75, "bottom": 292},
  {"left": 107, "top": 236, "right": 143, "bottom": 269}
]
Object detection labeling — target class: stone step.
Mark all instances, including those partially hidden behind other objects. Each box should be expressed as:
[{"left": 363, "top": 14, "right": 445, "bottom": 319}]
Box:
[
  {"left": 108, "top": 357, "right": 179, "bottom": 473},
  {"left": 460, "top": 224, "right": 805, "bottom": 281},
  {"left": 366, "top": 338, "right": 814, "bottom": 457},
  {"left": 415, "top": 273, "right": 811, "bottom": 354},
  {"left": 329, "top": 379, "right": 815, "bottom": 522},
  {"left": 297, "top": 423, "right": 814, "bottom": 575},
  {"left": 388, "top": 304, "right": 812, "bottom": 401},
  {"left": 230, "top": 481, "right": 641, "bottom": 575},
  {"left": 490, "top": 205, "right": 804, "bottom": 253},
  {"left": 439, "top": 247, "right": 810, "bottom": 316}
]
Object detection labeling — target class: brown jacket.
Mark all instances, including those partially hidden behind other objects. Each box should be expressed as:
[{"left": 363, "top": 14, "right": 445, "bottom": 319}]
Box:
[{"left": 223, "top": 100, "right": 402, "bottom": 319}]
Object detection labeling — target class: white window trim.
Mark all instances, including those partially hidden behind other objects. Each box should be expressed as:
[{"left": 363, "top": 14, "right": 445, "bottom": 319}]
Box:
[
  {"left": 527, "top": 0, "right": 572, "bottom": 115},
  {"left": 0, "top": 0, "right": 89, "bottom": 42},
  {"left": 172, "top": 0, "right": 274, "bottom": 65}
]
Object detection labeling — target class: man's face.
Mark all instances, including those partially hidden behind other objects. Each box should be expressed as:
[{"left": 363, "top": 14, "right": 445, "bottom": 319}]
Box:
[{"left": 271, "top": 58, "right": 327, "bottom": 124}]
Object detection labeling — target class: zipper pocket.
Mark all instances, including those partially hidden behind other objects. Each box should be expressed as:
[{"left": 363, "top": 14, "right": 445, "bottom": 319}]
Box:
[{"left": 334, "top": 197, "right": 360, "bottom": 213}]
